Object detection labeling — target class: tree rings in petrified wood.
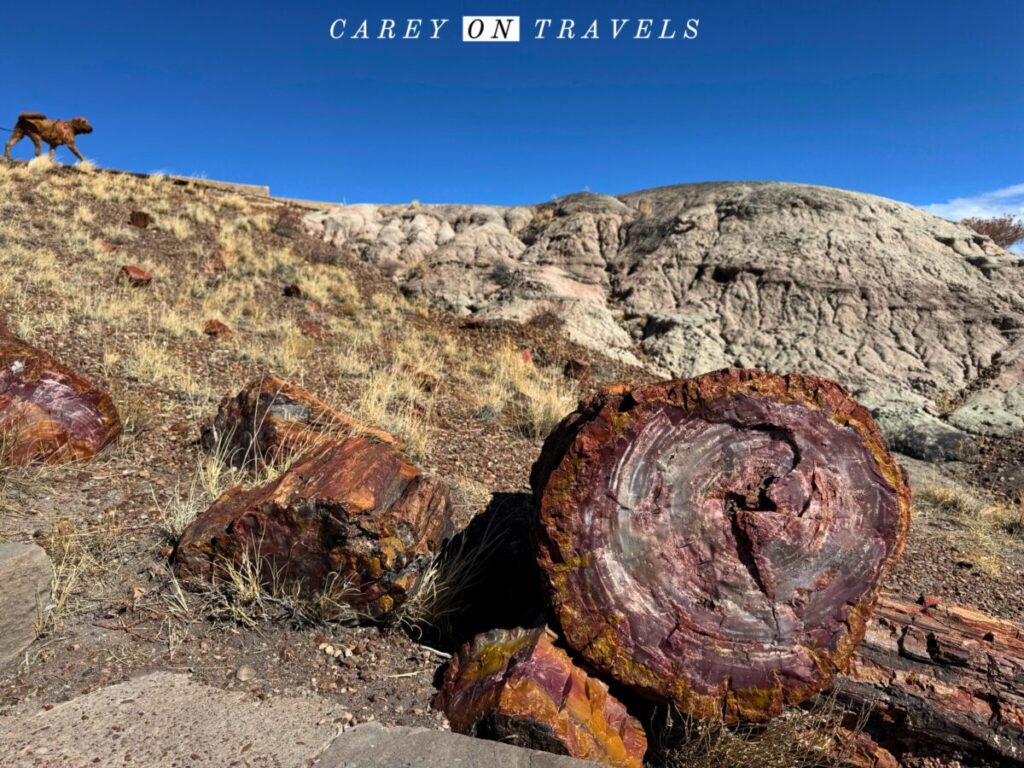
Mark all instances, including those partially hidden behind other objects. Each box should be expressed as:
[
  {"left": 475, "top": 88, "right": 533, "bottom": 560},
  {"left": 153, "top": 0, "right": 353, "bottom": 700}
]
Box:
[{"left": 531, "top": 369, "right": 910, "bottom": 722}]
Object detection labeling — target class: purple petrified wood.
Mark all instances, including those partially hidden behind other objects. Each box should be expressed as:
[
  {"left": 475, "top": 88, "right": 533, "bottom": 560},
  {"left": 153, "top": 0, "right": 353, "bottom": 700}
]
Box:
[
  {"left": 0, "top": 332, "right": 121, "bottom": 464},
  {"left": 531, "top": 369, "right": 911, "bottom": 722}
]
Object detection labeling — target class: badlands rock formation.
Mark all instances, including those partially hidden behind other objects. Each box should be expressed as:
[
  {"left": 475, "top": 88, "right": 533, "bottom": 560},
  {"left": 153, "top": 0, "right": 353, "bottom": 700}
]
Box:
[{"left": 306, "top": 182, "right": 1024, "bottom": 449}]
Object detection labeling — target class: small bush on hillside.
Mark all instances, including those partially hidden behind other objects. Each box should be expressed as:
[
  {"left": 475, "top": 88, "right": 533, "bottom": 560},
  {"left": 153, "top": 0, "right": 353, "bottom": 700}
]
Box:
[{"left": 960, "top": 215, "right": 1024, "bottom": 250}]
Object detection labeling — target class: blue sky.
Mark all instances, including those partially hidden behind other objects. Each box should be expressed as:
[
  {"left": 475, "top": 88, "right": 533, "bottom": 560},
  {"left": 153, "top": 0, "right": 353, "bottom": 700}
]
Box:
[{"left": 1, "top": 1, "right": 1021, "bottom": 212}]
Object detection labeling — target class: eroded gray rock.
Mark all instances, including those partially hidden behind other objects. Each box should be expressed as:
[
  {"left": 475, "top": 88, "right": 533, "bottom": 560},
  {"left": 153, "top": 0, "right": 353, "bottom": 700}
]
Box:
[
  {"left": 306, "top": 182, "right": 1024, "bottom": 441},
  {"left": 318, "top": 722, "right": 595, "bottom": 767},
  {"left": 0, "top": 543, "right": 51, "bottom": 669},
  {"left": 0, "top": 672, "right": 340, "bottom": 766}
]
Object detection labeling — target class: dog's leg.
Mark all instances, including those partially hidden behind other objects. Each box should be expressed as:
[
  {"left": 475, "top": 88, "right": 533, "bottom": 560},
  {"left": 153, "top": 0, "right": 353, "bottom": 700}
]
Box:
[
  {"left": 67, "top": 142, "right": 85, "bottom": 163},
  {"left": 4, "top": 127, "right": 24, "bottom": 159},
  {"left": 48, "top": 144, "right": 57, "bottom": 160},
  {"left": 30, "top": 134, "right": 42, "bottom": 157}
]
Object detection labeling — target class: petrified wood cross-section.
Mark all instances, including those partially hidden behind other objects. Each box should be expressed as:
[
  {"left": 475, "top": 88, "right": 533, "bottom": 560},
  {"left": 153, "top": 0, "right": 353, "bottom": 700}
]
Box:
[{"left": 531, "top": 369, "right": 911, "bottom": 722}]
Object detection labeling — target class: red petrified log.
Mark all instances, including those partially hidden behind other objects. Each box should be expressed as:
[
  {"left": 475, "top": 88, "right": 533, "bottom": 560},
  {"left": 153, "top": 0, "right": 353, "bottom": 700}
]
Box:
[
  {"left": 837, "top": 594, "right": 1024, "bottom": 764},
  {"left": 435, "top": 627, "right": 648, "bottom": 768},
  {"left": 128, "top": 210, "right": 152, "bottom": 229},
  {"left": 201, "top": 374, "right": 401, "bottom": 467},
  {"left": 203, "top": 319, "right": 231, "bottom": 337},
  {"left": 532, "top": 369, "right": 911, "bottom": 723},
  {"left": 174, "top": 436, "right": 451, "bottom": 619},
  {"left": 0, "top": 333, "right": 121, "bottom": 464},
  {"left": 118, "top": 265, "right": 152, "bottom": 286}
]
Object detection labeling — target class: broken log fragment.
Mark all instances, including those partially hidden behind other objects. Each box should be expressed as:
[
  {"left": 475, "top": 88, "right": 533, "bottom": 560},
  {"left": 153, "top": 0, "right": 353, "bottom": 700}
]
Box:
[
  {"left": 836, "top": 593, "right": 1024, "bottom": 764},
  {"left": 0, "top": 332, "right": 121, "bottom": 464},
  {"left": 201, "top": 374, "right": 400, "bottom": 467},
  {"left": 174, "top": 436, "right": 451, "bottom": 620},
  {"left": 532, "top": 369, "right": 911, "bottom": 722},
  {"left": 435, "top": 626, "right": 648, "bottom": 768}
]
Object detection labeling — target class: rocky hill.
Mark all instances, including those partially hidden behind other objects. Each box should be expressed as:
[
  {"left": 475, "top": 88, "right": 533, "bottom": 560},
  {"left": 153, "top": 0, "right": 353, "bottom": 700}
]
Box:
[
  {"left": 306, "top": 182, "right": 1024, "bottom": 460},
  {"left": 2, "top": 163, "right": 1024, "bottom": 767}
]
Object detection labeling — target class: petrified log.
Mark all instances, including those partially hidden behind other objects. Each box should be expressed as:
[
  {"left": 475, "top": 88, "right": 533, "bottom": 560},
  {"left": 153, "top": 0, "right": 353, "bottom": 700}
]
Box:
[
  {"left": 118, "top": 265, "right": 152, "bottom": 286},
  {"left": 203, "top": 319, "right": 231, "bottom": 337},
  {"left": 128, "top": 210, "right": 152, "bottom": 229},
  {"left": 836, "top": 593, "right": 1024, "bottom": 764},
  {"left": 0, "top": 333, "right": 121, "bottom": 464},
  {"left": 174, "top": 436, "right": 451, "bottom": 619},
  {"left": 202, "top": 374, "right": 400, "bottom": 467},
  {"left": 435, "top": 626, "right": 648, "bottom": 768},
  {"left": 532, "top": 369, "right": 911, "bottom": 722}
]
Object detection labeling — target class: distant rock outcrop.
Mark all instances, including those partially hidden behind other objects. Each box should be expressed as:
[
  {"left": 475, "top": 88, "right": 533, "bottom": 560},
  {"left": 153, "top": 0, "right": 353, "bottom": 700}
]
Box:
[{"left": 305, "top": 182, "right": 1024, "bottom": 447}]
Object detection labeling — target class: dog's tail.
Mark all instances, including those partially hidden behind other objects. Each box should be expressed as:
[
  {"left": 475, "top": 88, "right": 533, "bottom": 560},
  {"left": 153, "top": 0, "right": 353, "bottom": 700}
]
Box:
[{"left": 17, "top": 112, "right": 47, "bottom": 120}]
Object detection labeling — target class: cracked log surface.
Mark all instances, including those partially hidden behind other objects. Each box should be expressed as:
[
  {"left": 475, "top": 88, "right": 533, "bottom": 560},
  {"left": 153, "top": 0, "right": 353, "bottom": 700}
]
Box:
[
  {"left": 435, "top": 626, "right": 648, "bottom": 768},
  {"left": 837, "top": 594, "right": 1024, "bottom": 764},
  {"left": 174, "top": 437, "right": 451, "bottom": 620},
  {"left": 532, "top": 369, "right": 910, "bottom": 722},
  {"left": 0, "top": 332, "right": 121, "bottom": 464}
]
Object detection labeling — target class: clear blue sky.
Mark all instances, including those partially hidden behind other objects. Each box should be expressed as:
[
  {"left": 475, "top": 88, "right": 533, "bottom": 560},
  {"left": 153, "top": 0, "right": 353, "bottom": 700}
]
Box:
[{"left": 1, "top": 1, "right": 1021, "bottom": 208}]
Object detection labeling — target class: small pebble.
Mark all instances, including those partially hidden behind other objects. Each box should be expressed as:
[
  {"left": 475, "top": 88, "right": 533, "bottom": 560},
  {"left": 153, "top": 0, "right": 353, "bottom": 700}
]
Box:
[{"left": 236, "top": 665, "right": 256, "bottom": 682}]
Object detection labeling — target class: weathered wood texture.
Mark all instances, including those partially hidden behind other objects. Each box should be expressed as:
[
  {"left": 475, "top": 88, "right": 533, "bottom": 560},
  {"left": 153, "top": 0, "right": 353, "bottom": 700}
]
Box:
[
  {"left": 175, "top": 437, "right": 451, "bottom": 620},
  {"left": 532, "top": 369, "right": 911, "bottom": 722},
  {"left": 435, "top": 626, "right": 648, "bottom": 768},
  {"left": 201, "top": 374, "right": 400, "bottom": 468},
  {"left": 838, "top": 594, "right": 1024, "bottom": 764},
  {"left": 0, "top": 333, "right": 121, "bottom": 464}
]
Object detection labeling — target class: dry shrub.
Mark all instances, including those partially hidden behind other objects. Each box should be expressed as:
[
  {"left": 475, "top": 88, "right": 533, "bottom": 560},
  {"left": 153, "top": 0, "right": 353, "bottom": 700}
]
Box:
[
  {"left": 355, "top": 364, "right": 432, "bottom": 456},
  {"left": 653, "top": 696, "right": 867, "bottom": 768},
  {"left": 479, "top": 343, "right": 576, "bottom": 438},
  {"left": 37, "top": 512, "right": 127, "bottom": 634},
  {"left": 527, "top": 303, "right": 566, "bottom": 333},
  {"left": 396, "top": 514, "right": 502, "bottom": 639},
  {"left": 960, "top": 215, "right": 1024, "bottom": 250},
  {"left": 912, "top": 482, "right": 1024, "bottom": 574},
  {"left": 185, "top": 546, "right": 360, "bottom": 628}
]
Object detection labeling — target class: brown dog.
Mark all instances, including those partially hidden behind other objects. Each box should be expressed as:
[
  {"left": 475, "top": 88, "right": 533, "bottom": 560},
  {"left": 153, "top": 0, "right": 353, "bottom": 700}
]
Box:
[{"left": 4, "top": 112, "right": 92, "bottom": 162}]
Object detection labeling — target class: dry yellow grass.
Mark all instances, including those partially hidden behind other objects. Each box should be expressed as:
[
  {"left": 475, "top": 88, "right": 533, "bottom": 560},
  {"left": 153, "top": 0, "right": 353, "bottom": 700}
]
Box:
[
  {"left": 0, "top": 160, "right": 597, "bottom": 647},
  {"left": 913, "top": 482, "right": 1024, "bottom": 575},
  {"left": 475, "top": 342, "right": 577, "bottom": 438},
  {"left": 155, "top": 214, "right": 193, "bottom": 240},
  {"left": 126, "top": 339, "right": 187, "bottom": 388},
  {"left": 654, "top": 697, "right": 866, "bottom": 768},
  {"left": 36, "top": 511, "right": 129, "bottom": 635}
]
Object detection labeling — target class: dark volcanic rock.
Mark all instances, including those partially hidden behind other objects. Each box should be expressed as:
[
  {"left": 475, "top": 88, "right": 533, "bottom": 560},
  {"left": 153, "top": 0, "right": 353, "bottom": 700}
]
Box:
[
  {"left": 201, "top": 374, "right": 400, "bottom": 467},
  {"left": 174, "top": 437, "right": 452, "bottom": 619},
  {"left": 531, "top": 369, "right": 911, "bottom": 722},
  {"left": 435, "top": 627, "right": 647, "bottom": 768},
  {"left": 0, "top": 333, "right": 121, "bottom": 464}
]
